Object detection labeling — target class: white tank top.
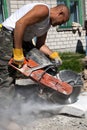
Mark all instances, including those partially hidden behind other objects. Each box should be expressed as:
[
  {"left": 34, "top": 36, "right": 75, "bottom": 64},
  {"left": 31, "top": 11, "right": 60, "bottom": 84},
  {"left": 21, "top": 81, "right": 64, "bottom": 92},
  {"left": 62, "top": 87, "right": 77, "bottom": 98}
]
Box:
[{"left": 2, "top": 3, "right": 51, "bottom": 41}]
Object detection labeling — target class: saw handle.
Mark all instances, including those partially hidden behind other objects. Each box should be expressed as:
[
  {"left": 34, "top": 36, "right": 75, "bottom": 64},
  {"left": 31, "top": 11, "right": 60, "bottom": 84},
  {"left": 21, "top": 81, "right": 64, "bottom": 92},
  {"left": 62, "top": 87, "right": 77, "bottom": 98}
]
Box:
[{"left": 9, "top": 58, "right": 28, "bottom": 68}]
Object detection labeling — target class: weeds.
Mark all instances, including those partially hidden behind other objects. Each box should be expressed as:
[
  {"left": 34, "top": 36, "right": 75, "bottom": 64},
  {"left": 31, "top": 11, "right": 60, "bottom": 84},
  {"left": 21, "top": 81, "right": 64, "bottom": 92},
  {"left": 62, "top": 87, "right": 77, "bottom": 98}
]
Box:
[{"left": 59, "top": 52, "right": 85, "bottom": 73}]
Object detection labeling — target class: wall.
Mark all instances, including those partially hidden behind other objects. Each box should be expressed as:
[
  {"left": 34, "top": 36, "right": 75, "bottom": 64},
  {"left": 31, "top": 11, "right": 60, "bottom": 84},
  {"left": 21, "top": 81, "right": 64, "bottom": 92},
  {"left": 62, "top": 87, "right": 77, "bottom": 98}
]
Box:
[
  {"left": 9, "top": 0, "right": 86, "bottom": 52},
  {"left": 85, "top": 0, "right": 87, "bottom": 20}
]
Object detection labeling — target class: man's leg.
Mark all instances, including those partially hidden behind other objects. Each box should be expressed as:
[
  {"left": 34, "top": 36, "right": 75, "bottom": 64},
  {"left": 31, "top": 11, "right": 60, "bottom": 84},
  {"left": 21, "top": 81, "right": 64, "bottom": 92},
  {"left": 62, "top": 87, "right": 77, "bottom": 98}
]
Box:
[{"left": 0, "top": 28, "right": 16, "bottom": 92}]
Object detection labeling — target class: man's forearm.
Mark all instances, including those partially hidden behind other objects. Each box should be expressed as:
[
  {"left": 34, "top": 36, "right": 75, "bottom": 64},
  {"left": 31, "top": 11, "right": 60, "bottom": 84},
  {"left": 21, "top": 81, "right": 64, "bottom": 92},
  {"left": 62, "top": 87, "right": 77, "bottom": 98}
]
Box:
[
  {"left": 14, "top": 22, "right": 25, "bottom": 48},
  {"left": 40, "top": 44, "right": 53, "bottom": 56}
]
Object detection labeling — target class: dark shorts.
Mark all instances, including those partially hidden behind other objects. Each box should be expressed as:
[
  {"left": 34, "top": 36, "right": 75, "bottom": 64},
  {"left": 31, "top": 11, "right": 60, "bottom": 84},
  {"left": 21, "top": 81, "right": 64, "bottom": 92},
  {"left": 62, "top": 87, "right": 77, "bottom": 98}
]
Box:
[{"left": 22, "top": 40, "right": 35, "bottom": 56}]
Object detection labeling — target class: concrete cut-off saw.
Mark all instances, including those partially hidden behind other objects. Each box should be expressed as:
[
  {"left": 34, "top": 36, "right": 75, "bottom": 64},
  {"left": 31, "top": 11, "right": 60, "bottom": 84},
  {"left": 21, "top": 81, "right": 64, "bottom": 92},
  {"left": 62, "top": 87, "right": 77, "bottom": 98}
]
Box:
[{"left": 9, "top": 48, "right": 83, "bottom": 104}]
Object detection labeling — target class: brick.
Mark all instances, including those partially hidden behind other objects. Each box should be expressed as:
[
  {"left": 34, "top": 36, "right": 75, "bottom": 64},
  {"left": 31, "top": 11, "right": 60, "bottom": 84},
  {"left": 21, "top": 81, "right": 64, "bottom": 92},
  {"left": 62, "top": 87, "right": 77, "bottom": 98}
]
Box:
[
  {"left": 17, "top": 1, "right": 25, "bottom": 4},
  {"left": 10, "top": 4, "right": 18, "bottom": 9},
  {"left": 10, "top": 1, "right": 18, "bottom": 4}
]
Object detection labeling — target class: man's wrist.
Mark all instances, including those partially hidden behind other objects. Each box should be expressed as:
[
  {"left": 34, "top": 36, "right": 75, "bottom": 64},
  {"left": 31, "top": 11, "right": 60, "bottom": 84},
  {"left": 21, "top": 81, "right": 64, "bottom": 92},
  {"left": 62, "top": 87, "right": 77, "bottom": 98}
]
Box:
[{"left": 49, "top": 52, "right": 59, "bottom": 59}]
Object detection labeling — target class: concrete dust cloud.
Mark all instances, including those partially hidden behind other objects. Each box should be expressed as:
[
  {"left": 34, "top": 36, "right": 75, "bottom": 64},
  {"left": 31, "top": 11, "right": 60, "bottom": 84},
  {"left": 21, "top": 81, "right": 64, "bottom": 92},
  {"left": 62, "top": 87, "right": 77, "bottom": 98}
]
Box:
[{"left": 0, "top": 84, "right": 62, "bottom": 127}]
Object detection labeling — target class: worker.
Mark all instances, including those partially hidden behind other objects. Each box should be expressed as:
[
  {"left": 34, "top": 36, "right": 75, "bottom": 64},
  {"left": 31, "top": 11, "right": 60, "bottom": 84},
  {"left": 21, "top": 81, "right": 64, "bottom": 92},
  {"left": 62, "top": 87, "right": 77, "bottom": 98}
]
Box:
[{"left": 0, "top": 3, "right": 70, "bottom": 89}]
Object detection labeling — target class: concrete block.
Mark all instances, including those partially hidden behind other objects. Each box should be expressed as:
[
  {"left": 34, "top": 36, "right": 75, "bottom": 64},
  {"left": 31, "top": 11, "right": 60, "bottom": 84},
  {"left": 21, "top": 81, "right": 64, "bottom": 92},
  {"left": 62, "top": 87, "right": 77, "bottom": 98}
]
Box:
[{"left": 59, "top": 92, "right": 87, "bottom": 117}]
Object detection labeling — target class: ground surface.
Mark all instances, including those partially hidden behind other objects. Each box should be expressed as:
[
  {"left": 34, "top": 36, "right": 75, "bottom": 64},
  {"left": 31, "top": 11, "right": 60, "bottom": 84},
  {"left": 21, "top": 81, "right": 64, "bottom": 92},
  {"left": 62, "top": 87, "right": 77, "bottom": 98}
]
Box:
[{"left": 0, "top": 80, "right": 87, "bottom": 130}]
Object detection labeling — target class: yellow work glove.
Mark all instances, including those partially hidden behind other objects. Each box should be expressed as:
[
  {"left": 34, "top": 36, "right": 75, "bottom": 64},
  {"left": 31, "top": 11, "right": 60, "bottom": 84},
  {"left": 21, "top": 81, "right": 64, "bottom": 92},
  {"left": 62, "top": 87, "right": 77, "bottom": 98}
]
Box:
[
  {"left": 49, "top": 52, "right": 62, "bottom": 65},
  {"left": 13, "top": 48, "right": 25, "bottom": 67},
  {"left": 0, "top": 24, "right": 2, "bottom": 28}
]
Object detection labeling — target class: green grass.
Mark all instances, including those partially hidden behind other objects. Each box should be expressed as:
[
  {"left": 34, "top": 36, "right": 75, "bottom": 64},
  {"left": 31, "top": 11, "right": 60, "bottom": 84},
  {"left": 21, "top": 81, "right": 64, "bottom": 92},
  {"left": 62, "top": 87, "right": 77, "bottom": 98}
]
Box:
[{"left": 59, "top": 52, "right": 85, "bottom": 73}]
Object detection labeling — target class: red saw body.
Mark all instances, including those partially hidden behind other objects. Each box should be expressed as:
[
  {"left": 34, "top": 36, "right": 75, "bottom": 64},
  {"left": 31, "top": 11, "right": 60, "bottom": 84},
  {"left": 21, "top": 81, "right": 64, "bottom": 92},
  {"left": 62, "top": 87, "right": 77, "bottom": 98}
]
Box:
[
  {"left": 8, "top": 48, "right": 83, "bottom": 104},
  {"left": 9, "top": 58, "right": 73, "bottom": 96}
]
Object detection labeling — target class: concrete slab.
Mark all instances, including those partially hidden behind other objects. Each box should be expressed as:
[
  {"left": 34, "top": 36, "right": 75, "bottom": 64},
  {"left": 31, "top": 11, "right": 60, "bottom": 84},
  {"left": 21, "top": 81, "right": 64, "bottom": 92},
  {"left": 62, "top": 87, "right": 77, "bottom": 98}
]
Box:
[
  {"left": 59, "top": 92, "right": 87, "bottom": 117},
  {"left": 16, "top": 78, "right": 37, "bottom": 85}
]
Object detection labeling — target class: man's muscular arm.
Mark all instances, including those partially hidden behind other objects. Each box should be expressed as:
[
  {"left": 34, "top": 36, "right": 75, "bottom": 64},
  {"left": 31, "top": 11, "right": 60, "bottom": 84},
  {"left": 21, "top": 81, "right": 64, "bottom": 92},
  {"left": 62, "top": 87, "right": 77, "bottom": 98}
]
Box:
[{"left": 36, "top": 33, "right": 62, "bottom": 64}]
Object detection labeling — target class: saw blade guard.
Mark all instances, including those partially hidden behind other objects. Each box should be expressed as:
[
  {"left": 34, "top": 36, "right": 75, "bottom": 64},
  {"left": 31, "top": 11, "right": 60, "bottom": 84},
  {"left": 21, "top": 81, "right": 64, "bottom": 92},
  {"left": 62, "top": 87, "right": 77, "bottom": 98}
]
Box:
[{"left": 26, "top": 48, "right": 52, "bottom": 65}]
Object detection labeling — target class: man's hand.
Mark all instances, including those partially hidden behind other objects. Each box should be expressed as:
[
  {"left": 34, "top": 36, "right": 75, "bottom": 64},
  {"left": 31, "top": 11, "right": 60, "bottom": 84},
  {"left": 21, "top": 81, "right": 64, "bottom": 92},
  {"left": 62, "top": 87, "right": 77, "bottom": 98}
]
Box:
[
  {"left": 49, "top": 52, "right": 62, "bottom": 65},
  {"left": 13, "top": 48, "right": 25, "bottom": 67}
]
